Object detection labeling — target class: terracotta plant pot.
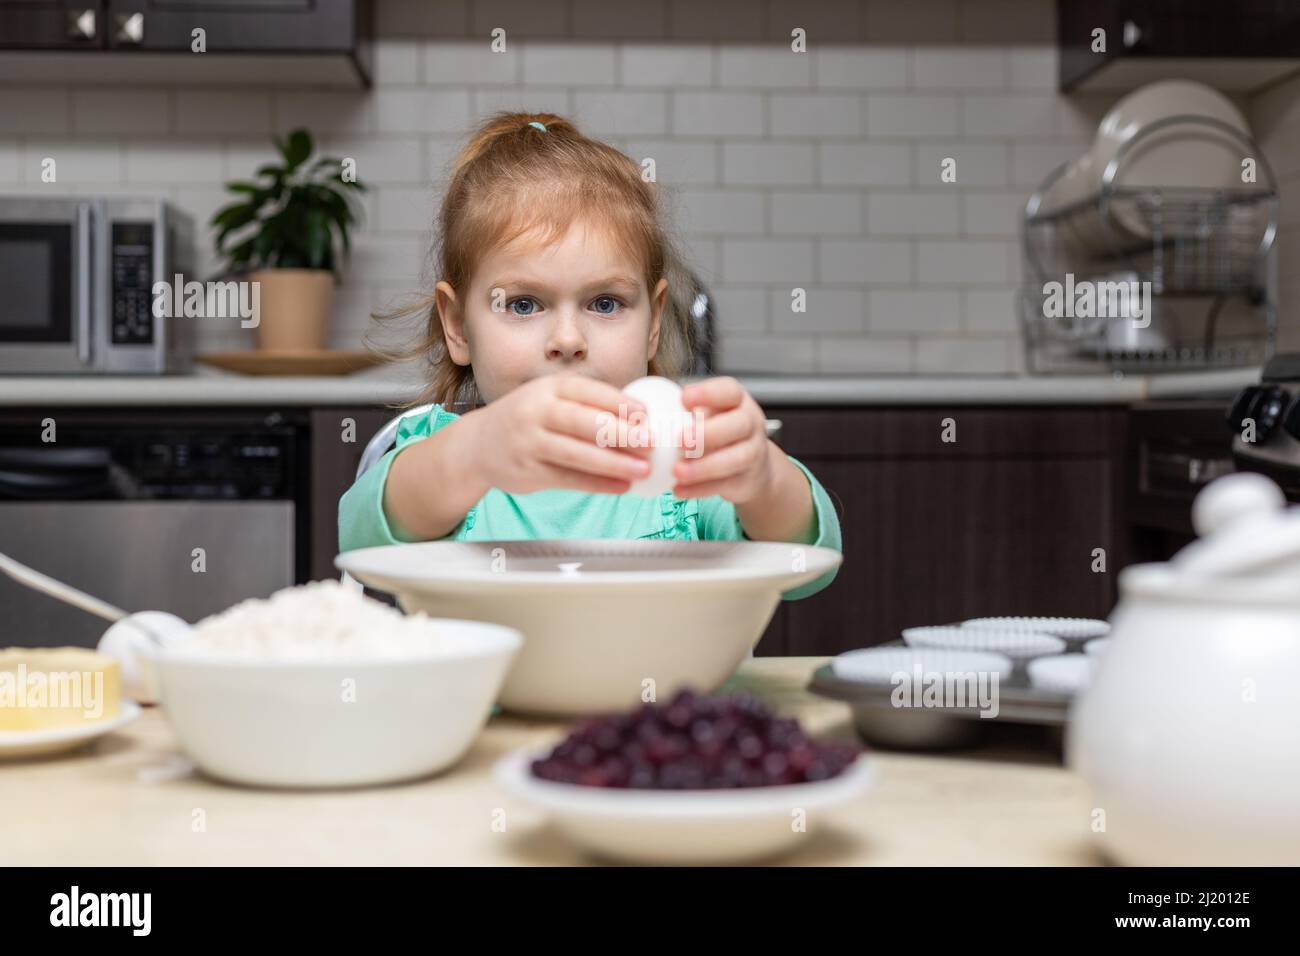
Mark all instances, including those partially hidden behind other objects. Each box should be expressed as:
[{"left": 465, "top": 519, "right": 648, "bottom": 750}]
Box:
[{"left": 250, "top": 269, "right": 334, "bottom": 351}]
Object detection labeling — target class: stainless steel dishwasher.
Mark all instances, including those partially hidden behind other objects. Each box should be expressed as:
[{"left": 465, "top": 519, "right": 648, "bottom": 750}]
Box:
[{"left": 0, "top": 410, "right": 307, "bottom": 648}]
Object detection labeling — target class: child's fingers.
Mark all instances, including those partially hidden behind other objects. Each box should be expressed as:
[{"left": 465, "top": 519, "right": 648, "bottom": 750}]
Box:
[
  {"left": 545, "top": 396, "right": 654, "bottom": 458},
  {"left": 674, "top": 437, "right": 763, "bottom": 486},
  {"left": 537, "top": 432, "right": 652, "bottom": 483},
  {"left": 553, "top": 373, "right": 645, "bottom": 418},
  {"left": 681, "top": 376, "right": 745, "bottom": 412},
  {"left": 672, "top": 476, "right": 735, "bottom": 500},
  {"left": 687, "top": 405, "right": 756, "bottom": 455}
]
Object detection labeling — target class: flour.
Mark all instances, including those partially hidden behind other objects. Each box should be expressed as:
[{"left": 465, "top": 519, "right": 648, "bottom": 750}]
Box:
[{"left": 180, "top": 580, "right": 447, "bottom": 659}]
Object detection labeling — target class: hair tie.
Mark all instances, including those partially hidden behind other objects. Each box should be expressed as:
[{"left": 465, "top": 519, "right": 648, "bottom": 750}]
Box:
[{"left": 527, "top": 120, "right": 547, "bottom": 132}]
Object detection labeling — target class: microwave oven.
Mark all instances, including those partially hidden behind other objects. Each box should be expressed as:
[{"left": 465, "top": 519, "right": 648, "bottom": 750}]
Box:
[{"left": 0, "top": 196, "right": 194, "bottom": 374}]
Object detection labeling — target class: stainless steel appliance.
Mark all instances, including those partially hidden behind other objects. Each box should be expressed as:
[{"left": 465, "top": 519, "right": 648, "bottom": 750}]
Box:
[
  {"left": 0, "top": 195, "right": 193, "bottom": 374},
  {"left": 1226, "top": 353, "right": 1300, "bottom": 502},
  {"left": 0, "top": 411, "right": 307, "bottom": 648}
]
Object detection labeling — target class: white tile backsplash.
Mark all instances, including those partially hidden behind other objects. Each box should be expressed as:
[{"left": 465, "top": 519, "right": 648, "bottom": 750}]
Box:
[
  {"left": 721, "top": 238, "right": 816, "bottom": 282},
  {"left": 770, "top": 190, "right": 863, "bottom": 235},
  {"left": 867, "top": 191, "right": 961, "bottom": 236},
  {"left": 675, "top": 188, "right": 767, "bottom": 235},
  {"left": 620, "top": 45, "right": 714, "bottom": 87},
  {"left": 867, "top": 94, "right": 959, "bottom": 138},
  {"left": 673, "top": 92, "right": 765, "bottom": 136},
  {"left": 522, "top": 43, "right": 617, "bottom": 86},
  {"left": 770, "top": 94, "right": 863, "bottom": 138},
  {"left": 818, "top": 142, "right": 912, "bottom": 186},
  {"left": 819, "top": 239, "right": 912, "bottom": 283},
  {"left": 769, "top": 287, "right": 868, "bottom": 333},
  {"left": 9, "top": 0, "right": 1295, "bottom": 373},
  {"left": 910, "top": 47, "right": 1007, "bottom": 90},
  {"left": 74, "top": 90, "right": 171, "bottom": 135},
  {"left": 718, "top": 47, "right": 814, "bottom": 89},
  {"left": 0, "top": 89, "right": 70, "bottom": 134},
  {"left": 22, "top": 140, "right": 123, "bottom": 184},
  {"left": 815, "top": 47, "right": 907, "bottom": 90},
  {"left": 723, "top": 141, "right": 815, "bottom": 185}
]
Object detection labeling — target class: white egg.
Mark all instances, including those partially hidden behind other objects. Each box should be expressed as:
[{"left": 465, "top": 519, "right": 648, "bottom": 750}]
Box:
[
  {"left": 97, "top": 611, "right": 192, "bottom": 704},
  {"left": 622, "top": 376, "right": 690, "bottom": 498}
]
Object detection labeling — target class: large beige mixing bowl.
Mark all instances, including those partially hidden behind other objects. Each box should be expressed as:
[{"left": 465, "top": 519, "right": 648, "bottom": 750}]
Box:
[{"left": 336, "top": 539, "right": 842, "bottom": 715}]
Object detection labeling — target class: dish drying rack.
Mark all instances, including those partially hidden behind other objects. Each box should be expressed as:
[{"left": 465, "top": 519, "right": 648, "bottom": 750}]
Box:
[{"left": 1020, "top": 115, "right": 1279, "bottom": 375}]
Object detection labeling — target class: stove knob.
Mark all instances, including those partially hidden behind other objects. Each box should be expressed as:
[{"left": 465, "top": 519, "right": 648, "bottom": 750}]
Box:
[
  {"left": 1247, "top": 386, "right": 1287, "bottom": 441},
  {"left": 1283, "top": 393, "right": 1300, "bottom": 441},
  {"left": 1226, "top": 386, "right": 1259, "bottom": 433}
]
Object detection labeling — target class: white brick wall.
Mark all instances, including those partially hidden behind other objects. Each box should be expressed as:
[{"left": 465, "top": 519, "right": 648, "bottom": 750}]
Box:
[{"left": 21, "top": 0, "right": 1286, "bottom": 374}]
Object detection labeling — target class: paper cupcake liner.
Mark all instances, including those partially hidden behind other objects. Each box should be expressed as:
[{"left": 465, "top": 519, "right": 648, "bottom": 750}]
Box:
[
  {"left": 902, "top": 626, "right": 1066, "bottom": 661},
  {"left": 832, "top": 647, "right": 1015, "bottom": 684},
  {"left": 1026, "top": 654, "right": 1094, "bottom": 694},
  {"left": 962, "top": 616, "right": 1110, "bottom": 640}
]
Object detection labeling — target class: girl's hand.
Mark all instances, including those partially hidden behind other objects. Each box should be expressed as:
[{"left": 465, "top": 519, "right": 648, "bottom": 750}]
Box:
[
  {"left": 465, "top": 373, "right": 652, "bottom": 495},
  {"left": 672, "top": 376, "right": 775, "bottom": 504}
]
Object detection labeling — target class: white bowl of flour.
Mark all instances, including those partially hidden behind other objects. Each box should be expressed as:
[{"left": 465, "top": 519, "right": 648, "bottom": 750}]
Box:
[{"left": 152, "top": 580, "right": 521, "bottom": 788}]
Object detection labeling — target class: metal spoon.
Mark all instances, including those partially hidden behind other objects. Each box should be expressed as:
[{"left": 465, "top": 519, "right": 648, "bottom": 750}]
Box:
[{"left": 0, "top": 549, "right": 184, "bottom": 645}]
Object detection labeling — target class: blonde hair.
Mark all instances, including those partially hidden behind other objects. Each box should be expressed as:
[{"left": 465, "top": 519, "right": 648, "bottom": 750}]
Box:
[{"left": 370, "top": 111, "right": 698, "bottom": 409}]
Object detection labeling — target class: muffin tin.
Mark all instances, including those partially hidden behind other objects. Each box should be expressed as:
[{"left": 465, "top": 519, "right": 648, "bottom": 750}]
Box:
[{"left": 809, "top": 636, "right": 1104, "bottom": 752}]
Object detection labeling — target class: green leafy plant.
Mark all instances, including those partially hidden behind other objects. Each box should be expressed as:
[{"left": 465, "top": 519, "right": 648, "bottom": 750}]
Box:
[{"left": 211, "top": 128, "right": 366, "bottom": 277}]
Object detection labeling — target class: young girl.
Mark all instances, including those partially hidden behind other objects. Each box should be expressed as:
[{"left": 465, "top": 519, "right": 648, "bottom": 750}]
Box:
[{"left": 339, "top": 112, "right": 840, "bottom": 600}]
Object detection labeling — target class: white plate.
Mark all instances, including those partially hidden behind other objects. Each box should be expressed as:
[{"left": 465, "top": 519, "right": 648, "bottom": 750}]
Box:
[
  {"left": 0, "top": 701, "right": 141, "bottom": 759},
  {"left": 337, "top": 540, "right": 842, "bottom": 715},
  {"left": 962, "top": 616, "right": 1111, "bottom": 640},
  {"left": 494, "top": 748, "right": 876, "bottom": 864},
  {"left": 902, "top": 626, "right": 1065, "bottom": 661},
  {"left": 832, "top": 647, "right": 1014, "bottom": 684}
]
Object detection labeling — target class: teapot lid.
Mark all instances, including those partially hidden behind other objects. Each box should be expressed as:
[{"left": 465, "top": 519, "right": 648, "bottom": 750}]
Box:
[{"left": 1171, "top": 473, "right": 1300, "bottom": 579}]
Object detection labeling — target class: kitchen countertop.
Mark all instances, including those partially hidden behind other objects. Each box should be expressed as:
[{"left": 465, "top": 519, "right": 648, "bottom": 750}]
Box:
[
  {"left": 0, "top": 366, "right": 1259, "bottom": 407},
  {"left": 1, "top": 657, "right": 1100, "bottom": 866}
]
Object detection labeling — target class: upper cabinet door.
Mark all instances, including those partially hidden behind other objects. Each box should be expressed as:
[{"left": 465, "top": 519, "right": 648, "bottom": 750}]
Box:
[
  {"left": 0, "top": 0, "right": 106, "bottom": 49},
  {"left": 102, "top": 0, "right": 362, "bottom": 53},
  {"left": 1059, "top": 0, "right": 1300, "bottom": 92}
]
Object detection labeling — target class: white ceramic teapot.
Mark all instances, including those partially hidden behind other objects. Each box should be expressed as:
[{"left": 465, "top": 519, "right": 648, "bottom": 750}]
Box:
[{"left": 1068, "top": 472, "right": 1300, "bottom": 865}]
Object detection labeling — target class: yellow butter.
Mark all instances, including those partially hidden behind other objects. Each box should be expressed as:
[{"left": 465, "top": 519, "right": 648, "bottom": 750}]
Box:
[{"left": 0, "top": 648, "right": 121, "bottom": 732}]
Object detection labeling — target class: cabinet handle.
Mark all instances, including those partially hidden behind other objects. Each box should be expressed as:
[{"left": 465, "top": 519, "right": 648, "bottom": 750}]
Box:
[
  {"left": 114, "top": 12, "right": 144, "bottom": 45},
  {"left": 1187, "top": 456, "right": 1232, "bottom": 485},
  {"left": 65, "top": 9, "right": 96, "bottom": 40},
  {"left": 764, "top": 418, "right": 783, "bottom": 443},
  {"left": 76, "top": 202, "right": 92, "bottom": 366}
]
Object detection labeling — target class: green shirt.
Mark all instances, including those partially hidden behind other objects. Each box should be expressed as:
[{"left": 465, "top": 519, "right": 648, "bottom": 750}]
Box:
[{"left": 338, "top": 404, "right": 841, "bottom": 600}]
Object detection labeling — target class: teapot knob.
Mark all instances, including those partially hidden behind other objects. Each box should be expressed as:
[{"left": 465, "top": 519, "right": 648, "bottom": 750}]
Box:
[{"left": 1192, "top": 472, "right": 1286, "bottom": 537}]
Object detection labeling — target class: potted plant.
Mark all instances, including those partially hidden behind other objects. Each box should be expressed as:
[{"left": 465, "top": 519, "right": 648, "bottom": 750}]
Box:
[{"left": 211, "top": 128, "right": 366, "bottom": 351}]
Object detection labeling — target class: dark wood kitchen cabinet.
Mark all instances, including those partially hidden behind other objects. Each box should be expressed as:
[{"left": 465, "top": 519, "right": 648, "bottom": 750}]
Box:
[
  {"left": 0, "top": 0, "right": 102, "bottom": 49},
  {"left": 754, "top": 406, "right": 1129, "bottom": 657},
  {"left": 0, "top": 0, "right": 372, "bottom": 85},
  {"left": 1058, "top": 0, "right": 1300, "bottom": 92},
  {"left": 1125, "top": 400, "right": 1236, "bottom": 563},
  {"left": 309, "top": 406, "right": 393, "bottom": 580}
]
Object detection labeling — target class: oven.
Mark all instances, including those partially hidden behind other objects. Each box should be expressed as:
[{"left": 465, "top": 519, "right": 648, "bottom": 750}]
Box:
[{"left": 0, "top": 409, "right": 309, "bottom": 648}]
